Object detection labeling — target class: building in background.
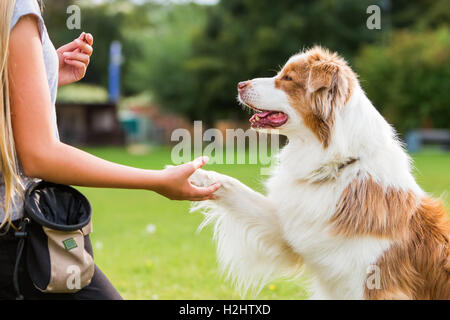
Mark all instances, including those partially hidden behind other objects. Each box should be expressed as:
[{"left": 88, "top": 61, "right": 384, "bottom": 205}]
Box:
[
  {"left": 119, "top": 105, "right": 192, "bottom": 145},
  {"left": 56, "top": 101, "right": 125, "bottom": 146},
  {"left": 56, "top": 83, "right": 124, "bottom": 146}
]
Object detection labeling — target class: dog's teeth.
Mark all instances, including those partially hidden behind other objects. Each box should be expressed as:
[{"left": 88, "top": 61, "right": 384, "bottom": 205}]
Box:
[{"left": 255, "top": 116, "right": 260, "bottom": 121}]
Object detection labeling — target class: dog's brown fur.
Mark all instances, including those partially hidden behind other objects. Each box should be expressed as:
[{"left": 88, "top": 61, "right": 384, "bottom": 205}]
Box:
[
  {"left": 330, "top": 174, "right": 418, "bottom": 238},
  {"left": 330, "top": 174, "right": 449, "bottom": 299},
  {"left": 365, "top": 197, "right": 450, "bottom": 299}
]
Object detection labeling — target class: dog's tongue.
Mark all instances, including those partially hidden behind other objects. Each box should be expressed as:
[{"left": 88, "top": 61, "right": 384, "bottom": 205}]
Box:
[
  {"left": 250, "top": 111, "right": 271, "bottom": 119},
  {"left": 250, "top": 111, "right": 288, "bottom": 128}
]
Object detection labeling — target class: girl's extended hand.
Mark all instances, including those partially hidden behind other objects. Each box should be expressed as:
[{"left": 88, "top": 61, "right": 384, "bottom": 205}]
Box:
[
  {"left": 57, "top": 32, "right": 93, "bottom": 86},
  {"left": 155, "top": 156, "right": 221, "bottom": 201}
]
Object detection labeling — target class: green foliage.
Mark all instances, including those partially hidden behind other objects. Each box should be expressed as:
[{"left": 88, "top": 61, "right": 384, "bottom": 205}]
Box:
[
  {"left": 57, "top": 83, "right": 109, "bottom": 103},
  {"left": 389, "top": 0, "right": 450, "bottom": 30},
  {"left": 355, "top": 27, "right": 450, "bottom": 133},
  {"left": 176, "top": 0, "right": 382, "bottom": 122},
  {"left": 44, "top": 0, "right": 156, "bottom": 91},
  {"left": 124, "top": 3, "right": 208, "bottom": 113}
]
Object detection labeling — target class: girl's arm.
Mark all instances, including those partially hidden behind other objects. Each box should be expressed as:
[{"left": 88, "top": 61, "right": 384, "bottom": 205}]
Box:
[{"left": 8, "top": 15, "right": 219, "bottom": 201}]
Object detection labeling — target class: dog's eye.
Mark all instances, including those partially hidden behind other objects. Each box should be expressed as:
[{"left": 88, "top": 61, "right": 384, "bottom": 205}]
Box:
[{"left": 282, "top": 75, "right": 292, "bottom": 81}]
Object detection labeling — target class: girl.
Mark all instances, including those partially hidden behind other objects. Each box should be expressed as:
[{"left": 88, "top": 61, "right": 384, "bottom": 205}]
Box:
[{"left": 0, "top": 0, "right": 220, "bottom": 300}]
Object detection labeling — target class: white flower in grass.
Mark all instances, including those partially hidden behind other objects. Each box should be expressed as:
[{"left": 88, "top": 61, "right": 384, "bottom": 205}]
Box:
[
  {"left": 94, "top": 241, "right": 103, "bottom": 250},
  {"left": 145, "top": 224, "right": 157, "bottom": 234}
]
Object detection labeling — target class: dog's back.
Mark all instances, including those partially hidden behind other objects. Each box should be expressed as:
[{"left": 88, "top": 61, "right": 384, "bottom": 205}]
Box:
[{"left": 365, "top": 197, "right": 449, "bottom": 299}]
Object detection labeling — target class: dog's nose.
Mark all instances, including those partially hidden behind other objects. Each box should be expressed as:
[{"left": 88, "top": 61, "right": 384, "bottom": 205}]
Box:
[{"left": 237, "top": 81, "right": 249, "bottom": 91}]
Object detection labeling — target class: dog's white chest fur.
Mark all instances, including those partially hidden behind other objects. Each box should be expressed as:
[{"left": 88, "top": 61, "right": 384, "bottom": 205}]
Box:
[{"left": 266, "top": 154, "right": 391, "bottom": 299}]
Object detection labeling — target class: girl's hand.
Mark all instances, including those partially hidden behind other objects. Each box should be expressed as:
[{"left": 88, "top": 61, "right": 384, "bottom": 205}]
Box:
[
  {"left": 57, "top": 32, "right": 94, "bottom": 86},
  {"left": 155, "top": 156, "right": 221, "bottom": 201}
]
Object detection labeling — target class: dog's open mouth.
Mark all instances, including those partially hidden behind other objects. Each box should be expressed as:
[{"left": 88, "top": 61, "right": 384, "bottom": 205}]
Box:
[{"left": 249, "top": 109, "right": 288, "bottom": 128}]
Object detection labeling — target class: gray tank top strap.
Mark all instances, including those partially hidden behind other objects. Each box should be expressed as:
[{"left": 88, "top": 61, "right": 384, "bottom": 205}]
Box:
[{"left": 10, "top": 0, "right": 45, "bottom": 38}]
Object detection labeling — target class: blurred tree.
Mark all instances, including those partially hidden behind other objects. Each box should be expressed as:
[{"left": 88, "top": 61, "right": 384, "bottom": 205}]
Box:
[
  {"left": 159, "top": 0, "right": 384, "bottom": 122},
  {"left": 43, "top": 0, "right": 156, "bottom": 93},
  {"left": 356, "top": 27, "right": 450, "bottom": 133},
  {"left": 389, "top": 0, "right": 450, "bottom": 30},
  {"left": 124, "top": 2, "right": 208, "bottom": 110}
]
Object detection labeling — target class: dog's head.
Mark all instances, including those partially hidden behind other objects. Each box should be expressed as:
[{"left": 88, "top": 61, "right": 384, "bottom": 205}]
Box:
[{"left": 238, "top": 46, "right": 357, "bottom": 148}]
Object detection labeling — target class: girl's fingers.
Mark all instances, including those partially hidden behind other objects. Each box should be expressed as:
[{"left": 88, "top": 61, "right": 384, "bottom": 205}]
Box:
[
  {"left": 76, "top": 39, "right": 93, "bottom": 56},
  {"left": 64, "top": 59, "right": 87, "bottom": 73},
  {"left": 190, "top": 182, "right": 221, "bottom": 198},
  {"left": 57, "top": 40, "right": 79, "bottom": 53},
  {"left": 201, "top": 194, "right": 219, "bottom": 201},
  {"left": 58, "top": 32, "right": 93, "bottom": 57},
  {"left": 63, "top": 52, "right": 90, "bottom": 65},
  {"left": 192, "top": 156, "right": 209, "bottom": 171},
  {"left": 68, "top": 39, "right": 92, "bottom": 56},
  {"left": 57, "top": 38, "right": 86, "bottom": 54},
  {"left": 182, "top": 156, "right": 209, "bottom": 177},
  {"left": 195, "top": 196, "right": 215, "bottom": 201},
  {"left": 85, "top": 33, "right": 94, "bottom": 46},
  {"left": 190, "top": 194, "right": 217, "bottom": 201},
  {"left": 208, "top": 194, "right": 219, "bottom": 200}
]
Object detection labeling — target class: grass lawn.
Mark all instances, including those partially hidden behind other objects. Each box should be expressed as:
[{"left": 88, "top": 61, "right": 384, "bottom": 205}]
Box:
[{"left": 78, "top": 146, "right": 450, "bottom": 300}]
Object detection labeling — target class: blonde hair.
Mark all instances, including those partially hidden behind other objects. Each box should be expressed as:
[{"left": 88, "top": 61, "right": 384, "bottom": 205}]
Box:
[
  {"left": 37, "top": 0, "right": 44, "bottom": 12},
  {"left": 0, "top": 0, "right": 24, "bottom": 230}
]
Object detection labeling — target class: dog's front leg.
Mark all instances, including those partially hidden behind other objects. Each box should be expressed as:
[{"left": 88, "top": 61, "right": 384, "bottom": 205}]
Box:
[{"left": 190, "top": 169, "right": 303, "bottom": 295}]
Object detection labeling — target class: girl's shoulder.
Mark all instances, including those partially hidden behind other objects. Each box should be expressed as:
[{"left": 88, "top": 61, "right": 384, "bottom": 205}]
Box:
[{"left": 10, "top": 0, "right": 45, "bottom": 38}]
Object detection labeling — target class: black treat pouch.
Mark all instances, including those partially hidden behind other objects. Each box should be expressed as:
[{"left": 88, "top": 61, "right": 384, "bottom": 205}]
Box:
[{"left": 23, "top": 181, "right": 94, "bottom": 293}]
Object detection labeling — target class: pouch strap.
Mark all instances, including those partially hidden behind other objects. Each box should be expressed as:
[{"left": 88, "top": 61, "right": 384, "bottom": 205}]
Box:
[
  {"left": 81, "top": 221, "right": 93, "bottom": 236},
  {"left": 13, "top": 218, "right": 30, "bottom": 300}
]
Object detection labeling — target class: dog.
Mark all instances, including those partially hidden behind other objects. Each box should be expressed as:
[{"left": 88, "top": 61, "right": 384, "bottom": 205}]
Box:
[{"left": 190, "top": 46, "right": 450, "bottom": 299}]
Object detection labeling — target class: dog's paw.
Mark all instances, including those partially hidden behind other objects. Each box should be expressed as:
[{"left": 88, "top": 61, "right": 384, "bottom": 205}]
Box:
[
  {"left": 190, "top": 169, "right": 235, "bottom": 197},
  {"left": 190, "top": 168, "right": 217, "bottom": 188}
]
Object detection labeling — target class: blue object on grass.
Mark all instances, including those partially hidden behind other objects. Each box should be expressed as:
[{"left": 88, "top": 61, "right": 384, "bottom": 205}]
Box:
[
  {"left": 108, "top": 41, "right": 122, "bottom": 102},
  {"left": 405, "top": 130, "right": 421, "bottom": 153}
]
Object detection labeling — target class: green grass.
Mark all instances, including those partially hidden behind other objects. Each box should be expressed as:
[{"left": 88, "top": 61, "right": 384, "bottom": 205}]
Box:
[{"left": 78, "top": 146, "right": 450, "bottom": 300}]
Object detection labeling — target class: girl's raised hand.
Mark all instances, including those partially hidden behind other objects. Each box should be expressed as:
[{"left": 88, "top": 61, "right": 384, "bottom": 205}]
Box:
[{"left": 57, "top": 32, "right": 94, "bottom": 86}]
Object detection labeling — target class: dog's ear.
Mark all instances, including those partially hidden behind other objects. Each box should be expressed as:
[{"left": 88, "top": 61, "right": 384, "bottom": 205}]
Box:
[
  {"left": 307, "top": 60, "right": 348, "bottom": 121},
  {"left": 302, "top": 47, "right": 354, "bottom": 148},
  {"left": 306, "top": 62, "right": 339, "bottom": 122},
  {"left": 307, "top": 62, "right": 338, "bottom": 94}
]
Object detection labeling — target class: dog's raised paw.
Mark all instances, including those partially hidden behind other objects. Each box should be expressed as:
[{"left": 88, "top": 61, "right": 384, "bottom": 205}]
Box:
[{"left": 189, "top": 168, "right": 215, "bottom": 188}]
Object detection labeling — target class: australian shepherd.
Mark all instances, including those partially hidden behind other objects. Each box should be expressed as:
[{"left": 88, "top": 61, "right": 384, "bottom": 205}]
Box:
[{"left": 190, "top": 46, "right": 450, "bottom": 299}]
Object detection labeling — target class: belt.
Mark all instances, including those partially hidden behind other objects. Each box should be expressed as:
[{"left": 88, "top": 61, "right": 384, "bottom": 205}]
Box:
[
  {"left": 0, "top": 218, "right": 23, "bottom": 237},
  {"left": 0, "top": 217, "right": 30, "bottom": 300}
]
